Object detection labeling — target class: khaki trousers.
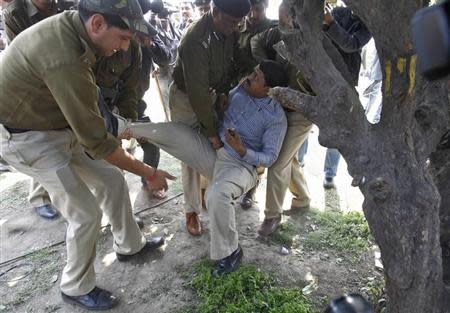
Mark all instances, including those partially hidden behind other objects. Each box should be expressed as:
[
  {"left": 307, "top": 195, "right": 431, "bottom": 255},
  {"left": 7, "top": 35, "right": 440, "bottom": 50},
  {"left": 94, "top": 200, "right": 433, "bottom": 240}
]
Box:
[
  {"left": 131, "top": 122, "right": 256, "bottom": 259},
  {"left": 265, "top": 112, "right": 312, "bottom": 218},
  {"left": 169, "top": 83, "right": 204, "bottom": 214},
  {"left": 28, "top": 179, "right": 51, "bottom": 207},
  {"left": 0, "top": 126, "right": 146, "bottom": 296}
]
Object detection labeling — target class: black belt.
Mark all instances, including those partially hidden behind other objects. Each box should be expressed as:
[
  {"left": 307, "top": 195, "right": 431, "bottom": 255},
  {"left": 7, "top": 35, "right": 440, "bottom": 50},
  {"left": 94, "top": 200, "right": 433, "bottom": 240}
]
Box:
[{"left": 5, "top": 126, "right": 31, "bottom": 134}]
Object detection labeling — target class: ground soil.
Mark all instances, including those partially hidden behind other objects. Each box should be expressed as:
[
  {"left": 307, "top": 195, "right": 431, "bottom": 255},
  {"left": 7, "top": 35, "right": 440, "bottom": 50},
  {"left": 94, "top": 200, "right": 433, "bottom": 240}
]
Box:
[{"left": 0, "top": 125, "right": 383, "bottom": 313}]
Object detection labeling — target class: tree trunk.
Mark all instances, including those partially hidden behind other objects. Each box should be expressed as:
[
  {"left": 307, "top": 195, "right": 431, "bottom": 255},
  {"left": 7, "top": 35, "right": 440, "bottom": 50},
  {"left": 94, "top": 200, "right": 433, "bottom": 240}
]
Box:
[{"left": 273, "top": 1, "right": 450, "bottom": 311}]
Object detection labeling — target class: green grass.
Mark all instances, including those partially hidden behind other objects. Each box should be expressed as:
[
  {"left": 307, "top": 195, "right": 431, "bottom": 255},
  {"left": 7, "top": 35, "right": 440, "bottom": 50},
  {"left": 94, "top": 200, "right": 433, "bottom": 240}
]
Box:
[
  {"left": 303, "top": 211, "right": 373, "bottom": 260},
  {"left": 182, "top": 261, "right": 313, "bottom": 313},
  {"left": 269, "top": 222, "right": 298, "bottom": 248}
]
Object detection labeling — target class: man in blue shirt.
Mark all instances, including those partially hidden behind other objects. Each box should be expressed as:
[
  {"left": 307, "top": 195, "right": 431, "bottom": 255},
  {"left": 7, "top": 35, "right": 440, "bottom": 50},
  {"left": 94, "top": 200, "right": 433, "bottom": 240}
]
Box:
[{"left": 116, "top": 60, "right": 288, "bottom": 275}]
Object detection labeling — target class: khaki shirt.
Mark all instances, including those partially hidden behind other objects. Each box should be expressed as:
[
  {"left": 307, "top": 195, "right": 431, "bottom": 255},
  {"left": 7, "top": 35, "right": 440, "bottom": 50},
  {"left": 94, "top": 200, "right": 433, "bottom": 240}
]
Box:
[
  {"left": 3, "top": 0, "right": 56, "bottom": 43},
  {"left": 235, "top": 18, "right": 276, "bottom": 76},
  {"left": 172, "top": 12, "right": 234, "bottom": 137},
  {"left": 0, "top": 11, "right": 119, "bottom": 160},
  {"left": 94, "top": 40, "right": 142, "bottom": 120}
]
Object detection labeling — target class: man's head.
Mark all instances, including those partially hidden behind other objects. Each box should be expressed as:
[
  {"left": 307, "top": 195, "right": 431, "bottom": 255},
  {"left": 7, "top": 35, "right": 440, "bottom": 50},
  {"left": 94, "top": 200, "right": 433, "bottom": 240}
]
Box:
[
  {"left": 278, "top": 2, "right": 293, "bottom": 29},
  {"left": 79, "top": 0, "right": 157, "bottom": 56},
  {"left": 212, "top": 0, "right": 251, "bottom": 36},
  {"left": 243, "top": 60, "right": 288, "bottom": 98},
  {"left": 194, "top": 0, "right": 211, "bottom": 16},
  {"left": 180, "top": 1, "right": 195, "bottom": 22},
  {"left": 247, "top": 0, "right": 268, "bottom": 25}
]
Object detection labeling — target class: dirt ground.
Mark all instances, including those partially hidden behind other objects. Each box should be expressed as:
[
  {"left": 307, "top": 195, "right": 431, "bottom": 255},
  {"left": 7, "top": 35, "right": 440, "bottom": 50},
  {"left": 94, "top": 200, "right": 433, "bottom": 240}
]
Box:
[{"left": 0, "top": 83, "right": 383, "bottom": 312}]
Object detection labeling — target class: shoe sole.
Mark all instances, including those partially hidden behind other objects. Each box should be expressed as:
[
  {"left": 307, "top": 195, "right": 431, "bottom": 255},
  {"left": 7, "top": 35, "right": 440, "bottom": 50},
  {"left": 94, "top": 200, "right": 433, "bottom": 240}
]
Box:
[{"left": 61, "top": 293, "right": 116, "bottom": 311}]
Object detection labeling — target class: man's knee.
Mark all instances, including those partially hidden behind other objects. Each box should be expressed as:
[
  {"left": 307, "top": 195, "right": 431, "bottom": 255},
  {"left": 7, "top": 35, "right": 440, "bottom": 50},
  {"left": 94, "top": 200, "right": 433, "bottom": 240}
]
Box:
[{"left": 206, "top": 181, "right": 239, "bottom": 207}]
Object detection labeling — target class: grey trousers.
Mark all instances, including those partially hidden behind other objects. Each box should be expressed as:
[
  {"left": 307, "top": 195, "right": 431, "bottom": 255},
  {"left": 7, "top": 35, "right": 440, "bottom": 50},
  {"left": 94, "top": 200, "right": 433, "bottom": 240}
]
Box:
[
  {"left": 169, "top": 83, "right": 204, "bottom": 214},
  {"left": 130, "top": 122, "right": 257, "bottom": 259}
]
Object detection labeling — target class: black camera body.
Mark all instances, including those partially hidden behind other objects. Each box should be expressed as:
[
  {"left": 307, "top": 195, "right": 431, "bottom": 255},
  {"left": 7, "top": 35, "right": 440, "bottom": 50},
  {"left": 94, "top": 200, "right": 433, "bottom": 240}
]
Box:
[{"left": 412, "top": 1, "right": 450, "bottom": 80}]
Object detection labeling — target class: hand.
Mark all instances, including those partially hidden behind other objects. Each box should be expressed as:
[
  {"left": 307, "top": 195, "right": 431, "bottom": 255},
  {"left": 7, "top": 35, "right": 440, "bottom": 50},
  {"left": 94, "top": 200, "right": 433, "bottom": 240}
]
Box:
[
  {"left": 208, "top": 87, "right": 216, "bottom": 97},
  {"left": 118, "top": 128, "right": 132, "bottom": 140},
  {"left": 145, "top": 169, "right": 177, "bottom": 192},
  {"left": 324, "top": 7, "right": 333, "bottom": 25},
  {"left": 225, "top": 129, "right": 246, "bottom": 157},
  {"left": 152, "top": 66, "right": 160, "bottom": 77},
  {"left": 209, "top": 135, "right": 223, "bottom": 150}
]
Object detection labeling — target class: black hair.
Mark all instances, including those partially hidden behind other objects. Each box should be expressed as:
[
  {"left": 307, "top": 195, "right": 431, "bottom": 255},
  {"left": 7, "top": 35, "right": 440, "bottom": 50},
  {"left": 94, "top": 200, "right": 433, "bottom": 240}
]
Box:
[
  {"left": 259, "top": 60, "right": 289, "bottom": 88},
  {"left": 78, "top": 5, "right": 129, "bottom": 30}
]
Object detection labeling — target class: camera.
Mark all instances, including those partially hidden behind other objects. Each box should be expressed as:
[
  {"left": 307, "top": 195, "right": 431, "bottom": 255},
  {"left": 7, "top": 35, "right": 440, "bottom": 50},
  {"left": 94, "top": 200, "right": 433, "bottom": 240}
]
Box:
[{"left": 412, "top": 0, "right": 450, "bottom": 80}]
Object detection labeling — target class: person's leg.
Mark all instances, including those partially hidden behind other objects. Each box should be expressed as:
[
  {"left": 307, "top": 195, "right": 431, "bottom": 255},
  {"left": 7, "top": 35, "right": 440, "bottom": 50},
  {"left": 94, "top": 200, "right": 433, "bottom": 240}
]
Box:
[
  {"left": 323, "top": 148, "right": 341, "bottom": 188},
  {"left": 206, "top": 149, "right": 256, "bottom": 260},
  {"left": 265, "top": 113, "right": 312, "bottom": 218},
  {"left": 168, "top": 84, "right": 204, "bottom": 227},
  {"left": 28, "top": 179, "right": 59, "bottom": 219},
  {"left": 0, "top": 128, "right": 102, "bottom": 297},
  {"left": 69, "top": 145, "right": 147, "bottom": 257}
]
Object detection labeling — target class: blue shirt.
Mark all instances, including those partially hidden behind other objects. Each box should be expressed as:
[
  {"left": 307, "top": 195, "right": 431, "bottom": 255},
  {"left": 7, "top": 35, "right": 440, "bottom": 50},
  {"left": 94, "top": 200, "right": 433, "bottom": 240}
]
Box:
[{"left": 219, "top": 85, "right": 287, "bottom": 167}]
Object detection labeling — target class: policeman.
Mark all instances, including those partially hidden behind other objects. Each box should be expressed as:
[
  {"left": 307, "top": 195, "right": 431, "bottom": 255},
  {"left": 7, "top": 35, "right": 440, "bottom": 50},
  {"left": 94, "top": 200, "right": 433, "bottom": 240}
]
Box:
[
  {"left": 0, "top": 0, "right": 175, "bottom": 309},
  {"left": 234, "top": 0, "right": 277, "bottom": 209},
  {"left": 250, "top": 2, "right": 314, "bottom": 236},
  {"left": 194, "top": 0, "right": 211, "bottom": 16},
  {"left": 3, "top": 0, "right": 58, "bottom": 43},
  {"left": 178, "top": 0, "right": 195, "bottom": 31},
  {"left": 3, "top": 0, "right": 61, "bottom": 219},
  {"left": 170, "top": 0, "right": 250, "bottom": 236}
]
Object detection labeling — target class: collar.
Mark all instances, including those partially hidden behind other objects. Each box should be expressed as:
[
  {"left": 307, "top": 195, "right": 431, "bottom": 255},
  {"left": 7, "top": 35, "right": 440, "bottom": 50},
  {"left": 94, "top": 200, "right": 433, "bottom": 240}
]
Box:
[
  {"left": 240, "top": 17, "right": 270, "bottom": 33},
  {"left": 72, "top": 12, "right": 97, "bottom": 66},
  {"left": 25, "top": 0, "right": 40, "bottom": 18},
  {"left": 207, "top": 12, "right": 225, "bottom": 40}
]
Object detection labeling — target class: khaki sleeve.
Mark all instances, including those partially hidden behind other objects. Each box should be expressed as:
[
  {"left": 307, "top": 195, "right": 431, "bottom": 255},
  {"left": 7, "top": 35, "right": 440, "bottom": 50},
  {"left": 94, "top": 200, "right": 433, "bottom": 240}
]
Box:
[
  {"left": 180, "top": 40, "right": 217, "bottom": 137},
  {"left": 115, "top": 44, "right": 142, "bottom": 120},
  {"left": 43, "top": 63, "right": 120, "bottom": 160},
  {"left": 3, "top": 10, "right": 24, "bottom": 43},
  {"left": 250, "top": 28, "right": 281, "bottom": 63}
]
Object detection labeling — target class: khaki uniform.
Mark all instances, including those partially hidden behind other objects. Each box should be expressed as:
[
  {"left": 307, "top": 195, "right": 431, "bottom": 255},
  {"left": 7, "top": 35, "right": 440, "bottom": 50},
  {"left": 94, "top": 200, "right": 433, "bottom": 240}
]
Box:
[
  {"left": 2, "top": 0, "right": 56, "bottom": 43},
  {"left": 0, "top": 12, "right": 146, "bottom": 296},
  {"left": 94, "top": 40, "right": 142, "bottom": 120},
  {"left": 3, "top": 0, "right": 60, "bottom": 210},
  {"left": 234, "top": 17, "right": 276, "bottom": 77},
  {"left": 251, "top": 27, "right": 314, "bottom": 218},
  {"left": 171, "top": 12, "right": 235, "bottom": 214}
]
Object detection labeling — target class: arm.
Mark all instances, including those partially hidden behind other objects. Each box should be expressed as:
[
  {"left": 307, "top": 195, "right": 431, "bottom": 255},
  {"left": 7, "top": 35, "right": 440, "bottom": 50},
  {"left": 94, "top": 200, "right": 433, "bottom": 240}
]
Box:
[
  {"left": 250, "top": 27, "right": 281, "bottom": 63},
  {"left": 225, "top": 115, "right": 288, "bottom": 167},
  {"left": 180, "top": 39, "right": 218, "bottom": 137},
  {"left": 323, "top": 14, "right": 371, "bottom": 53},
  {"left": 242, "top": 117, "right": 287, "bottom": 167},
  {"left": 147, "top": 34, "right": 172, "bottom": 68},
  {"left": 43, "top": 63, "right": 175, "bottom": 188},
  {"left": 3, "top": 9, "right": 27, "bottom": 43}
]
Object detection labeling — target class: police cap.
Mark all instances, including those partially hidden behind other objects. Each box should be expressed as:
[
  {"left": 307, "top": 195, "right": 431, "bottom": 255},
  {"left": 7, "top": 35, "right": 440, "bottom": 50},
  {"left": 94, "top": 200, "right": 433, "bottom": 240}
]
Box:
[{"left": 212, "top": 0, "right": 251, "bottom": 18}]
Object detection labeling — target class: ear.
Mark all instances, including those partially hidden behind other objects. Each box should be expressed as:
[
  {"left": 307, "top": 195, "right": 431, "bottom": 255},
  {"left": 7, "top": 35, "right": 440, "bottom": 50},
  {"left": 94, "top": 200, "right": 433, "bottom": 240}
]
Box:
[
  {"left": 212, "top": 6, "right": 220, "bottom": 19},
  {"left": 90, "top": 14, "right": 107, "bottom": 35}
]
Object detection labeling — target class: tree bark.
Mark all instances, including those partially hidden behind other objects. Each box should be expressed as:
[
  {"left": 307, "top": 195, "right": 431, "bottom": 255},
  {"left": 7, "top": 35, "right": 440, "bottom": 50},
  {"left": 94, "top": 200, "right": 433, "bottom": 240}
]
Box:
[{"left": 274, "top": 1, "right": 450, "bottom": 312}]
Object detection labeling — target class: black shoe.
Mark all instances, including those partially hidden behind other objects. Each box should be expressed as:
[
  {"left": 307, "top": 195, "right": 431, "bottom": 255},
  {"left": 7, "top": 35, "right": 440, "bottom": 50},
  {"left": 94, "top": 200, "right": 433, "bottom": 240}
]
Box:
[
  {"left": 323, "top": 177, "right": 336, "bottom": 189},
  {"left": 134, "top": 215, "right": 144, "bottom": 229},
  {"left": 116, "top": 236, "right": 165, "bottom": 262},
  {"left": 212, "top": 245, "right": 243, "bottom": 277},
  {"left": 34, "top": 204, "right": 59, "bottom": 220},
  {"left": 61, "top": 287, "right": 117, "bottom": 310},
  {"left": 239, "top": 185, "right": 258, "bottom": 210}
]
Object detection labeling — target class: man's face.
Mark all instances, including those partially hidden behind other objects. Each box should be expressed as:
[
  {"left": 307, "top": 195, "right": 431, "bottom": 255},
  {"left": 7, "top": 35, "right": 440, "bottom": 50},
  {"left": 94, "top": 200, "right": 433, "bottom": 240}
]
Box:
[
  {"left": 195, "top": 4, "right": 211, "bottom": 16},
  {"left": 91, "top": 17, "right": 134, "bottom": 57},
  {"left": 159, "top": 17, "right": 169, "bottom": 30},
  {"left": 213, "top": 8, "right": 242, "bottom": 36},
  {"left": 278, "top": 4, "right": 293, "bottom": 29},
  {"left": 243, "top": 66, "right": 268, "bottom": 97},
  {"left": 180, "top": 2, "right": 194, "bottom": 21},
  {"left": 247, "top": 3, "right": 266, "bottom": 25}
]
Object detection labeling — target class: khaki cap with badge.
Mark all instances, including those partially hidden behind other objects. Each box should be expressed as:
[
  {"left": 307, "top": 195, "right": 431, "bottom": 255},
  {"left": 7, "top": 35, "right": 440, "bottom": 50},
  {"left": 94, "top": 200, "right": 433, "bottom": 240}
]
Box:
[{"left": 78, "top": 0, "right": 158, "bottom": 37}]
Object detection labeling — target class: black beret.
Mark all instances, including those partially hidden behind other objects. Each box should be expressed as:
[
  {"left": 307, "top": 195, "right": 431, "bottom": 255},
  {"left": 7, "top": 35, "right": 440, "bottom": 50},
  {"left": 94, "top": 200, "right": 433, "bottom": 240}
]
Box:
[{"left": 213, "top": 0, "right": 251, "bottom": 18}]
